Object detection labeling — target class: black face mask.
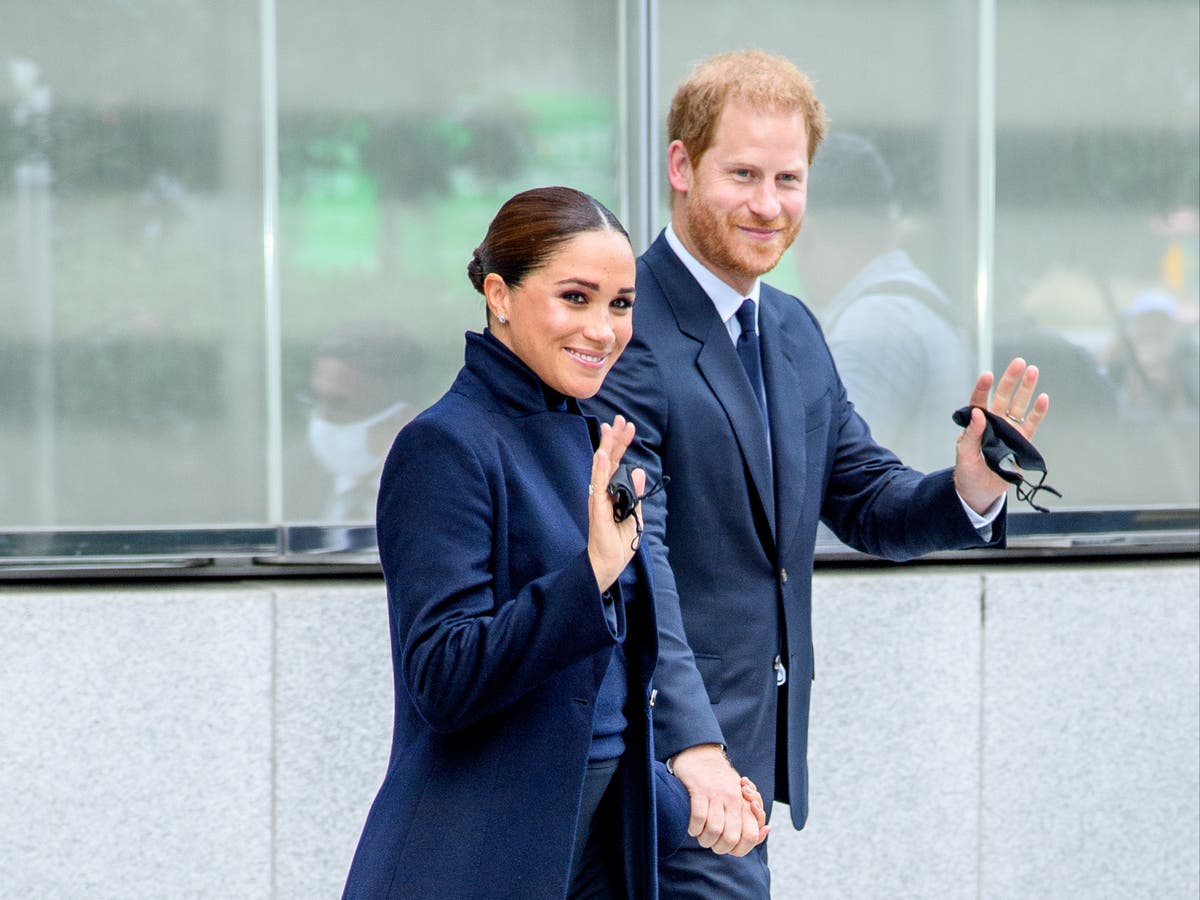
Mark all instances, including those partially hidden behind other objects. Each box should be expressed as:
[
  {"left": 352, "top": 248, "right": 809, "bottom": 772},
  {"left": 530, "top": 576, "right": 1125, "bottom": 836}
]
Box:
[
  {"left": 607, "top": 464, "right": 670, "bottom": 551},
  {"left": 952, "top": 406, "right": 1062, "bottom": 513}
]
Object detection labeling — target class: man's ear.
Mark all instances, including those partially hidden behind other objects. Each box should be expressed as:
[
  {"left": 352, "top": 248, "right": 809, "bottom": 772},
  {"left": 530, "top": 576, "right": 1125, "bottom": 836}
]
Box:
[
  {"left": 483, "top": 272, "right": 510, "bottom": 322},
  {"left": 666, "top": 140, "right": 694, "bottom": 194}
]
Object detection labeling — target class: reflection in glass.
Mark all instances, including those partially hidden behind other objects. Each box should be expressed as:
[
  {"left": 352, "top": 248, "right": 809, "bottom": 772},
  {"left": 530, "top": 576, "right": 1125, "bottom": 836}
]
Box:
[
  {"left": 796, "top": 131, "right": 974, "bottom": 473},
  {"left": 2, "top": 0, "right": 1195, "bottom": 541},
  {"left": 1, "top": 2, "right": 624, "bottom": 530},
  {"left": 995, "top": 0, "right": 1199, "bottom": 506},
  {"left": 277, "top": 1, "right": 624, "bottom": 522},
  {"left": 286, "top": 320, "right": 420, "bottom": 522},
  {"left": 1, "top": 3, "right": 265, "bottom": 527}
]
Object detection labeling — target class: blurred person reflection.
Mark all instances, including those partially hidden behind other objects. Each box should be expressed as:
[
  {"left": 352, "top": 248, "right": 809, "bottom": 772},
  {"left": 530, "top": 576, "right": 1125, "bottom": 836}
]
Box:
[
  {"left": 794, "top": 131, "right": 972, "bottom": 472},
  {"left": 1103, "top": 289, "right": 1200, "bottom": 415},
  {"left": 291, "top": 321, "right": 421, "bottom": 521}
]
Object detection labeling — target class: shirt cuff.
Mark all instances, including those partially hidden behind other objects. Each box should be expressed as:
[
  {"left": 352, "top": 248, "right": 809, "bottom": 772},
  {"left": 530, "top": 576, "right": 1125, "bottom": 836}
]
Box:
[
  {"left": 958, "top": 491, "right": 1006, "bottom": 542},
  {"left": 600, "top": 585, "right": 627, "bottom": 639}
]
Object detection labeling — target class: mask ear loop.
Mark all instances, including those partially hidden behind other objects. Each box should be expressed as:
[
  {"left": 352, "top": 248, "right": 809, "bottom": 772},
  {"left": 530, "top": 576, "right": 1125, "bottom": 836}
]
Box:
[
  {"left": 1013, "top": 470, "right": 1062, "bottom": 513},
  {"left": 620, "top": 474, "right": 670, "bottom": 552}
]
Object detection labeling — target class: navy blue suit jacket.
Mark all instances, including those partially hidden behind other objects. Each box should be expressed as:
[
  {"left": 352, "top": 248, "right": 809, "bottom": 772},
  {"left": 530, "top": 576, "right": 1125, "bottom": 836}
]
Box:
[
  {"left": 344, "top": 331, "right": 688, "bottom": 899},
  {"left": 587, "top": 233, "right": 1003, "bottom": 830}
]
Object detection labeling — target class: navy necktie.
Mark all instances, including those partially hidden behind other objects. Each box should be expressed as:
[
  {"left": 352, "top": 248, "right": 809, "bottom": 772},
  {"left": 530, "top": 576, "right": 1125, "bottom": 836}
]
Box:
[{"left": 735, "top": 298, "right": 767, "bottom": 421}]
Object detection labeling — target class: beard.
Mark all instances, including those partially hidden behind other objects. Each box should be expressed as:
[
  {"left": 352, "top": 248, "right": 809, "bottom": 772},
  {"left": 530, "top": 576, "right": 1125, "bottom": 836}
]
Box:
[{"left": 684, "top": 188, "right": 802, "bottom": 285}]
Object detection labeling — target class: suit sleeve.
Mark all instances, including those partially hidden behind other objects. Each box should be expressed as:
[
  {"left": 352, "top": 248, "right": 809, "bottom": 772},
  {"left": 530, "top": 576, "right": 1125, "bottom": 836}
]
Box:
[
  {"left": 818, "top": 369, "right": 1007, "bottom": 557},
  {"left": 587, "top": 331, "right": 727, "bottom": 759},
  {"left": 377, "top": 418, "right": 619, "bottom": 734}
]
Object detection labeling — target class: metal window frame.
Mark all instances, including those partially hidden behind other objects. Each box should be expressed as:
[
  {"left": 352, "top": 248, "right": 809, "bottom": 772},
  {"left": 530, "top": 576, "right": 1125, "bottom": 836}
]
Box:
[{"left": 0, "top": 507, "right": 1195, "bottom": 581}]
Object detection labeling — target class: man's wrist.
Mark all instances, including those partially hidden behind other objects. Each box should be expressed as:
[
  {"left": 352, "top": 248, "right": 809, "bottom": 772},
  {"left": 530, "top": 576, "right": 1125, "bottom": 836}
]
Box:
[
  {"left": 666, "top": 742, "right": 728, "bottom": 776},
  {"left": 957, "top": 488, "right": 1005, "bottom": 527}
]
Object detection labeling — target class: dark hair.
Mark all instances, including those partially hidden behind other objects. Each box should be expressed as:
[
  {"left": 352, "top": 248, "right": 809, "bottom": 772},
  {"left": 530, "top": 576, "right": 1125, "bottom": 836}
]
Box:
[
  {"left": 467, "top": 186, "right": 630, "bottom": 298},
  {"left": 807, "top": 131, "right": 895, "bottom": 212},
  {"left": 313, "top": 318, "right": 425, "bottom": 397}
]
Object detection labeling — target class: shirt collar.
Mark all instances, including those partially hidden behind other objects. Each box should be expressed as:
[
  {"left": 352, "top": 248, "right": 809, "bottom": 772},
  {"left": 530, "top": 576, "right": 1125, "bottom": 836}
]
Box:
[{"left": 665, "top": 222, "right": 761, "bottom": 329}]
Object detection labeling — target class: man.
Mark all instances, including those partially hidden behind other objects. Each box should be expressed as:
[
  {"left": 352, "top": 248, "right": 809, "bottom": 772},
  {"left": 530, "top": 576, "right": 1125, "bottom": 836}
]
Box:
[{"left": 586, "top": 50, "right": 1049, "bottom": 897}]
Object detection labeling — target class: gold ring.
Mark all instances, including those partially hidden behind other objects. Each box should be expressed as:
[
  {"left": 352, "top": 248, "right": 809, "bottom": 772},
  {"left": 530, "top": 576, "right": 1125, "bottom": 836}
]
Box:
[{"left": 1005, "top": 411, "right": 1026, "bottom": 425}]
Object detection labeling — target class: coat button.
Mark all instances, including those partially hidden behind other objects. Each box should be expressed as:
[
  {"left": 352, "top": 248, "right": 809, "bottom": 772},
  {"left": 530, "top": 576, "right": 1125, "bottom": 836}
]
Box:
[{"left": 780, "top": 568, "right": 788, "bottom": 584}]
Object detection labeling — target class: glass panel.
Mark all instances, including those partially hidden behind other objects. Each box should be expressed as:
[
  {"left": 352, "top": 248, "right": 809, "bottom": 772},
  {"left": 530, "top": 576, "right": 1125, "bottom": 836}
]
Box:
[
  {"left": 277, "top": 0, "right": 626, "bottom": 522},
  {"left": 995, "top": 0, "right": 1199, "bottom": 506},
  {"left": 2, "top": 0, "right": 1194, "bottom": 559},
  {"left": 0, "top": 1, "right": 266, "bottom": 527},
  {"left": 656, "top": 0, "right": 981, "bottom": 473}
]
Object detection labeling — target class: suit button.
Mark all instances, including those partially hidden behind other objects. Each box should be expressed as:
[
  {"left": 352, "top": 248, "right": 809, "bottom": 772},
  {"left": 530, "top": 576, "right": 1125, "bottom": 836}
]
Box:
[{"left": 780, "top": 568, "right": 788, "bottom": 584}]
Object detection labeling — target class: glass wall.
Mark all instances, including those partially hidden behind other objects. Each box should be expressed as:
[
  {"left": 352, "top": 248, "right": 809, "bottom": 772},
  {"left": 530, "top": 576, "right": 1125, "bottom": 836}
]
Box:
[
  {"left": 274, "top": 1, "right": 626, "bottom": 523},
  {"left": 993, "top": 0, "right": 1199, "bottom": 506},
  {"left": 1, "top": 2, "right": 266, "bottom": 528},
  {"left": 660, "top": 0, "right": 1198, "bottom": 505},
  {"left": 1, "top": 0, "right": 627, "bottom": 534},
  {"left": 1, "top": 1, "right": 1196, "bottom": 560}
]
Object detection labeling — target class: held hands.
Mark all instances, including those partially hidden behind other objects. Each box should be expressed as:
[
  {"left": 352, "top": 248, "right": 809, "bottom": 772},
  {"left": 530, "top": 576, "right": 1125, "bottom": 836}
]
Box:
[
  {"left": 954, "top": 357, "right": 1051, "bottom": 514},
  {"left": 670, "top": 744, "right": 770, "bottom": 856},
  {"left": 587, "top": 415, "right": 646, "bottom": 593},
  {"left": 739, "top": 777, "right": 769, "bottom": 845}
]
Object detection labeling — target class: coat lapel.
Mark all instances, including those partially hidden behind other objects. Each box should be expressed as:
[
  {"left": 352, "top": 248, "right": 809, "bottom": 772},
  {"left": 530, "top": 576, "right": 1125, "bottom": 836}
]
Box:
[{"left": 642, "top": 236, "right": 776, "bottom": 542}]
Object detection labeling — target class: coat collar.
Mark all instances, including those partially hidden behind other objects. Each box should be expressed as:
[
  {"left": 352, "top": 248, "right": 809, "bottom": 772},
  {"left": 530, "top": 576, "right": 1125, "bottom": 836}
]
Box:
[
  {"left": 641, "top": 233, "right": 722, "bottom": 344},
  {"left": 459, "top": 329, "right": 580, "bottom": 418}
]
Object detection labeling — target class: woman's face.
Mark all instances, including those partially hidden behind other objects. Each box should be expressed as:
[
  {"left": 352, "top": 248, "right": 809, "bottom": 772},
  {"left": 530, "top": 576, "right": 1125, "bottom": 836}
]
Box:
[{"left": 487, "top": 229, "right": 636, "bottom": 399}]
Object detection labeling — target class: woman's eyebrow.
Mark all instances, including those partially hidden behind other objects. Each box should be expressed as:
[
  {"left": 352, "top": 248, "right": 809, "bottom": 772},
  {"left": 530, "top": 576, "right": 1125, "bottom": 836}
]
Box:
[{"left": 555, "top": 278, "right": 635, "bottom": 294}]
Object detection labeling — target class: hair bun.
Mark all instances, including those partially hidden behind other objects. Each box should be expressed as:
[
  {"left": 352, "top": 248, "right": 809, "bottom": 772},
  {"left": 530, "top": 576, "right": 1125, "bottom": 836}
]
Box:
[{"left": 467, "top": 246, "right": 487, "bottom": 293}]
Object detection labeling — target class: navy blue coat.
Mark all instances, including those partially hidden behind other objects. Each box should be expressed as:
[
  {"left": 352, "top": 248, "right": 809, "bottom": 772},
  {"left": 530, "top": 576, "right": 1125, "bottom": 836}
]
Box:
[
  {"left": 344, "top": 330, "right": 688, "bottom": 900},
  {"left": 587, "top": 233, "right": 1003, "bottom": 832}
]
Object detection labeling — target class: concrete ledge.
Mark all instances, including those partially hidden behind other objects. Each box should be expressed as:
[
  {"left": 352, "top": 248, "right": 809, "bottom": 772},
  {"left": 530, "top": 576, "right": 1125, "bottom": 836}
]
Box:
[
  {"left": 1, "top": 561, "right": 1195, "bottom": 899},
  {"left": 772, "top": 570, "right": 983, "bottom": 900},
  {"left": 0, "top": 585, "right": 274, "bottom": 899},
  {"left": 982, "top": 564, "right": 1200, "bottom": 899},
  {"left": 272, "top": 583, "right": 393, "bottom": 900}
]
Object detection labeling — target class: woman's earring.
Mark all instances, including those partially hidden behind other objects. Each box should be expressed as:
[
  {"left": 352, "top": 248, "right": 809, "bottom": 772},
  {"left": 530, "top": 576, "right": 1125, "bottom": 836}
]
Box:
[{"left": 497, "top": 314, "right": 507, "bottom": 325}]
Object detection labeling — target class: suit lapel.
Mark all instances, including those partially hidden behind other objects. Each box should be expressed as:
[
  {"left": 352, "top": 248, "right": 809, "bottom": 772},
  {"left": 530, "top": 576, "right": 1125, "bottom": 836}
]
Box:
[
  {"left": 759, "top": 287, "right": 807, "bottom": 557},
  {"left": 643, "top": 236, "right": 776, "bottom": 542}
]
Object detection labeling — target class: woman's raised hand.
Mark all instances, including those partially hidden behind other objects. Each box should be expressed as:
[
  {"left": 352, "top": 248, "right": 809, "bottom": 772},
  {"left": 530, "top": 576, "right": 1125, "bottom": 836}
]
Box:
[{"left": 586, "top": 415, "right": 646, "bottom": 593}]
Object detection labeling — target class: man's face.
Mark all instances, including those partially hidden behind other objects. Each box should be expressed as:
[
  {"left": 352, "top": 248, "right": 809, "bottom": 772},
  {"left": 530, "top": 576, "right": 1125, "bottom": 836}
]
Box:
[
  {"left": 308, "top": 356, "right": 408, "bottom": 456},
  {"left": 672, "top": 100, "right": 809, "bottom": 295},
  {"left": 309, "top": 357, "right": 373, "bottom": 424}
]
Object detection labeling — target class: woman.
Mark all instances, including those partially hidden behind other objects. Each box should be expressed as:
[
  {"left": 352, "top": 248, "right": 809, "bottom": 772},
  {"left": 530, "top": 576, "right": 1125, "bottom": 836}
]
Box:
[{"left": 343, "top": 186, "right": 763, "bottom": 899}]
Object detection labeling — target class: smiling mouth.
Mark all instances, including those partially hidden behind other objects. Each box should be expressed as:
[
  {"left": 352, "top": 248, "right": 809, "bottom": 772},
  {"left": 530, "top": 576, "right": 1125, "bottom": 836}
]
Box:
[
  {"left": 565, "top": 348, "right": 609, "bottom": 367},
  {"left": 737, "top": 225, "right": 780, "bottom": 240}
]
